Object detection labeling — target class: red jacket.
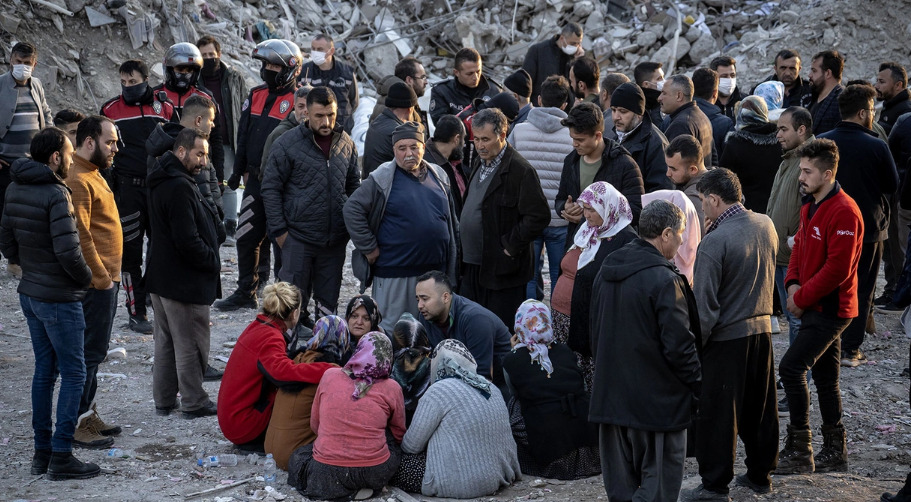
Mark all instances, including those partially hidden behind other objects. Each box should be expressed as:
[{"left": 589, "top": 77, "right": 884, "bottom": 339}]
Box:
[
  {"left": 217, "top": 315, "right": 334, "bottom": 444},
  {"left": 785, "top": 185, "right": 863, "bottom": 318}
]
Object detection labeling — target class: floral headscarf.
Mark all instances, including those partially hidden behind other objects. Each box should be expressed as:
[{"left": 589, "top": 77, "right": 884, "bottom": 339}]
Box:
[
  {"left": 753, "top": 81, "right": 785, "bottom": 111},
  {"left": 735, "top": 95, "right": 770, "bottom": 130},
  {"left": 430, "top": 339, "right": 491, "bottom": 400},
  {"left": 390, "top": 313, "right": 432, "bottom": 408},
  {"left": 513, "top": 300, "right": 554, "bottom": 377},
  {"left": 345, "top": 295, "right": 383, "bottom": 333},
  {"left": 342, "top": 331, "right": 393, "bottom": 400},
  {"left": 573, "top": 182, "right": 633, "bottom": 269},
  {"left": 305, "top": 315, "right": 350, "bottom": 363}
]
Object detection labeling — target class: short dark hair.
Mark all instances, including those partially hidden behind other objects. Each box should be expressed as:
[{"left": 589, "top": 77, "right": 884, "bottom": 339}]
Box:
[
  {"left": 561, "top": 22, "right": 583, "bottom": 38},
  {"left": 780, "top": 106, "right": 813, "bottom": 132},
  {"left": 667, "top": 75, "right": 694, "bottom": 101},
  {"left": 314, "top": 33, "right": 334, "bottom": 47},
  {"left": 696, "top": 167, "right": 742, "bottom": 204},
  {"left": 710, "top": 56, "right": 736, "bottom": 71},
  {"left": 416, "top": 270, "right": 453, "bottom": 293},
  {"left": 182, "top": 94, "right": 216, "bottom": 120},
  {"left": 196, "top": 35, "right": 221, "bottom": 54},
  {"left": 11, "top": 42, "right": 37, "bottom": 63},
  {"left": 571, "top": 57, "right": 599, "bottom": 89},
  {"left": 665, "top": 134, "right": 703, "bottom": 164},
  {"left": 775, "top": 49, "right": 801, "bottom": 63},
  {"left": 119, "top": 59, "right": 149, "bottom": 80},
  {"left": 432, "top": 114, "right": 465, "bottom": 143},
  {"left": 294, "top": 85, "right": 312, "bottom": 99},
  {"left": 639, "top": 199, "right": 684, "bottom": 239},
  {"left": 53, "top": 109, "right": 85, "bottom": 127},
  {"left": 306, "top": 86, "right": 337, "bottom": 108},
  {"left": 602, "top": 73, "right": 630, "bottom": 96},
  {"left": 692, "top": 68, "right": 719, "bottom": 101},
  {"left": 879, "top": 61, "right": 908, "bottom": 87},
  {"left": 394, "top": 57, "right": 422, "bottom": 81},
  {"left": 812, "top": 50, "right": 844, "bottom": 81},
  {"left": 560, "top": 102, "right": 603, "bottom": 136},
  {"left": 634, "top": 61, "right": 662, "bottom": 86},
  {"left": 838, "top": 84, "right": 876, "bottom": 120},
  {"left": 454, "top": 48, "right": 481, "bottom": 70},
  {"left": 845, "top": 79, "right": 872, "bottom": 88},
  {"left": 797, "top": 138, "right": 839, "bottom": 174},
  {"left": 75, "top": 115, "right": 114, "bottom": 147},
  {"left": 540, "top": 75, "right": 571, "bottom": 108},
  {"left": 173, "top": 127, "right": 207, "bottom": 153},
  {"left": 472, "top": 108, "right": 508, "bottom": 136},
  {"left": 30, "top": 127, "right": 67, "bottom": 165}
]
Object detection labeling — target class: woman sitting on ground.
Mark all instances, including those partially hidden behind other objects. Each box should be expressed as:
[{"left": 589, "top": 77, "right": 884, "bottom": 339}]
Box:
[
  {"left": 389, "top": 313, "right": 432, "bottom": 425},
  {"left": 551, "top": 182, "right": 637, "bottom": 391},
  {"left": 343, "top": 294, "right": 384, "bottom": 363},
  {"left": 504, "top": 299, "right": 600, "bottom": 480},
  {"left": 217, "top": 282, "right": 335, "bottom": 453},
  {"left": 288, "top": 332, "right": 405, "bottom": 500},
  {"left": 264, "top": 315, "right": 349, "bottom": 470},
  {"left": 391, "top": 339, "right": 520, "bottom": 498}
]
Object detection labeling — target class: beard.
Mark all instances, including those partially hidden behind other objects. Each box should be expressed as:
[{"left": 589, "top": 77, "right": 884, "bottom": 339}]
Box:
[{"left": 90, "top": 144, "right": 111, "bottom": 169}]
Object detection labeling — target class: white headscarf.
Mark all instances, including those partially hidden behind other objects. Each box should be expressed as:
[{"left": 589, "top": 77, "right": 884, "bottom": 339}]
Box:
[
  {"left": 513, "top": 299, "right": 554, "bottom": 377},
  {"left": 572, "top": 182, "right": 633, "bottom": 269}
]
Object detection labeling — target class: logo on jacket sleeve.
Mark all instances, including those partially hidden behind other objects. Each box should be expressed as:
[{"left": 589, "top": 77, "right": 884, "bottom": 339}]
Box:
[
  {"left": 812, "top": 226, "right": 822, "bottom": 240},
  {"left": 279, "top": 100, "right": 290, "bottom": 114},
  {"left": 242, "top": 98, "right": 250, "bottom": 112},
  {"left": 153, "top": 101, "right": 162, "bottom": 114}
]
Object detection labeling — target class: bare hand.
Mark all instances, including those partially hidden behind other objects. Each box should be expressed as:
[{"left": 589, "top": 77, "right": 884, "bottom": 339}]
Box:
[
  {"left": 103, "top": 280, "right": 115, "bottom": 290},
  {"left": 786, "top": 285, "right": 803, "bottom": 318},
  {"left": 366, "top": 247, "right": 380, "bottom": 264},
  {"left": 561, "top": 195, "right": 583, "bottom": 223},
  {"left": 276, "top": 232, "right": 288, "bottom": 248},
  {"left": 510, "top": 334, "right": 520, "bottom": 348}
]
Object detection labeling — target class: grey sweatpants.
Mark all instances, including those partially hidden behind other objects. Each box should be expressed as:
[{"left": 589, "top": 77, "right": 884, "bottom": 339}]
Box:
[
  {"left": 599, "top": 424, "right": 686, "bottom": 502},
  {"left": 372, "top": 275, "right": 422, "bottom": 332},
  {"left": 151, "top": 294, "right": 212, "bottom": 411}
]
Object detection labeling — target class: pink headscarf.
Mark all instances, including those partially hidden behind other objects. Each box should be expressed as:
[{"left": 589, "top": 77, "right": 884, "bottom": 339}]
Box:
[
  {"left": 642, "top": 190, "right": 701, "bottom": 284},
  {"left": 572, "top": 182, "right": 633, "bottom": 269}
]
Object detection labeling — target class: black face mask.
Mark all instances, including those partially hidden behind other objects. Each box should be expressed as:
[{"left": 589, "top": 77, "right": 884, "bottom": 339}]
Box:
[
  {"left": 173, "top": 72, "right": 194, "bottom": 90},
  {"left": 262, "top": 69, "right": 281, "bottom": 90},
  {"left": 122, "top": 81, "right": 148, "bottom": 104},
  {"left": 202, "top": 58, "right": 220, "bottom": 76}
]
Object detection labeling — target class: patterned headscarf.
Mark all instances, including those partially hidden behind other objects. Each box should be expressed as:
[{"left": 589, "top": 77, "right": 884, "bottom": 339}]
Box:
[
  {"left": 345, "top": 295, "right": 383, "bottom": 333},
  {"left": 735, "top": 95, "right": 770, "bottom": 130},
  {"left": 430, "top": 339, "right": 491, "bottom": 399},
  {"left": 305, "top": 315, "right": 351, "bottom": 363},
  {"left": 342, "top": 331, "right": 393, "bottom": 400},
  {"left": 513, "top": 300, "right": 554, "bottom": 377},
  {"left": 573, "top": 182, "right": 633, "bottom": 269},
  {"left": 390, "top": 313, "right": 432, "bottom": 408},
  {"left": 753, "top": 81, "right": 785, "bottom": 111}
]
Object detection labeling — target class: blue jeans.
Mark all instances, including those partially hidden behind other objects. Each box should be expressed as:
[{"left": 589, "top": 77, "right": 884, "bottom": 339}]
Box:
[
  {"left": 22, "top": 294, "right": 86, "bottom": 452},
  {"left": 527, "top": 226, "right": 568, "bottom": 300},
  {"left": 775, "top": 265, "right": 801, "bottom": 344},
  {"left": 80, "top": 284, "right": 120, "bottom": 415}
]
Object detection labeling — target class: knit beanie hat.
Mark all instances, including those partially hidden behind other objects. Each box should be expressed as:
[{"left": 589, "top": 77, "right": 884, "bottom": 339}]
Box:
[
  {"left": 476, "top": 92, "right": 520, "bottom": 122},
  {"left": 385, "top": 82, "right": 418, "bottom": 108},
  {"left": 504, "top": 69, "right": 532, "bottom": 98},
  {"left": 392, "top": 121, "right": 425, "bottom": 144},
  {"left": 611, "top": 82, "right": 646, "bottom": 116}
]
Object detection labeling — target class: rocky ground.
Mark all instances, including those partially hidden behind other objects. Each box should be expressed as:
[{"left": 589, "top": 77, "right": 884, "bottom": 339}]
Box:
[{"left": 1, "top": 241, "right": 911, "bottom": 501}]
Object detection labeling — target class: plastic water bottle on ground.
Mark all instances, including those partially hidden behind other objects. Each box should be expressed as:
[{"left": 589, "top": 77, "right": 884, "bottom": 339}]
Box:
[
  {"left": 263, "top": 453, "right": 276, "bottom": 486},
  {"left": 197, "top": 454, "right": 238, "bottom": 468},
  {"left": 104, "top": 448, "right": 134, "bottom": 461}
]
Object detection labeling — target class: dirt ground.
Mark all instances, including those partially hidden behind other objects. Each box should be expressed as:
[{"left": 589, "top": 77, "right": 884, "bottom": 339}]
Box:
[{"left": 2, "top": 243, "right": 911, "bottom": 502}]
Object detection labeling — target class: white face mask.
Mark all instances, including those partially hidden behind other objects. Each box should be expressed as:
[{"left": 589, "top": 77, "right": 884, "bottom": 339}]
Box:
[
  {"left": 718, "top": 77, "right": 736, "bottom": 96},
  {"left": 562, "top": 44, "right": 578, "bottom": 56},
  {"left": 11, "top": 64, "right": 32, "bottom": 82},
  {"left": 655, "top": 80, "right": 665, "bottom": 91},
  {"left": 310, "top": 51, "right": 327, "bottom": 65}
]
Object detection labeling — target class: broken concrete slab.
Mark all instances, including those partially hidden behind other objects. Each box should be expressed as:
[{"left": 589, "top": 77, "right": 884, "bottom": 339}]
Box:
[{"left": 86, "top": 6, "right": 117, "bottom": 26}]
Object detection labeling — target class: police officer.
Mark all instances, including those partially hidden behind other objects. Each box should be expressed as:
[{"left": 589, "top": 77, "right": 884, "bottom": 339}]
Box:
[
  {"left": 429, "top": 47, "right": 502, "bottom": 124},
  {"left": 299, "top": 34, "right": 358, "bottom": 134}
]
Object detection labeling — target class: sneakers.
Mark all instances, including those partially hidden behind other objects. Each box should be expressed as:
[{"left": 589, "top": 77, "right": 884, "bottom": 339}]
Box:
[
  {"left": 204, "top": 364, "right": 223, "bottom": 382},
  {"left": 878, "top": 302, "right": 905, "bottom": 313},
  {"left": 685, "top": 484, "right": 730, "bottom": 501},
  {"left": 213, "top": 290, "right": 257, "bottom": 311},
  {"left": 182, "top": 401, "right": 217, "bottom": 419},
  {"left": 46, "top": 451, "right": 101, "bottom": 480},
  {"left": 734, "top": 473, "right": 772, "bottom": 494},
  {"left": 874, "top": 293, "right": 893, "bottom": 308},
  {"left": 129, "top": 314, "right": 154, "bottom": 334},
  {"left": 31, "top": 449, "right": 51, "bottom": 475},
  {"left": 841, "top": 349, "right": 867, "bottom": 367},
  {"left": 778, "top": 396, "right": 790, "bottom": 417},
  {"left": 85, "top": 405, "right": 121, "bottom": 436},
  {"left": 73, "top": 411, "right": 115, "bottom": 449}
]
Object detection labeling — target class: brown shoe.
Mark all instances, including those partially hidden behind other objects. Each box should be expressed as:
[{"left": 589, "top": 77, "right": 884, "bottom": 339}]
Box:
[
  {"left": 73, "top": 411, "right": 114, "bottom": 449},
  {"left": 86, "top": 404, "right": 121, "bottom": 436}
]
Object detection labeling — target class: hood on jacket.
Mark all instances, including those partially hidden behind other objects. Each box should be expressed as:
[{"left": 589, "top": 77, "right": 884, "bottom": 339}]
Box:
[
  {"left": 148, "top": 150, "right": 193, "bottom": 189},
  {"left": 10, "top": 158, "right": 64, "bottom": 186},
  {"left": 146, "top": 122, "right": 184, "bottom": 159},
  {"left": 724, "top": 121, "right": 779, "bottom": 146},
  {"left": 526, "top": 107, "right": 568, "bottom": 134},
  {"left": 598, "top": 238, "right": 676, "bottom": 283}
]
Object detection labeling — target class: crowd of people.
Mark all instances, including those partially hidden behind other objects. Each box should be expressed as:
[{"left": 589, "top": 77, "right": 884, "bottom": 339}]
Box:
[{"left": 4, "top": 19, "right": 911, "bottom": 502}]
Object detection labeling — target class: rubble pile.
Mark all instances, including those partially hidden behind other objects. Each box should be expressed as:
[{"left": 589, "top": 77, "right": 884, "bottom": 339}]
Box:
[{"left": 0, "top": 0, "right": 907, "bottom": 114}]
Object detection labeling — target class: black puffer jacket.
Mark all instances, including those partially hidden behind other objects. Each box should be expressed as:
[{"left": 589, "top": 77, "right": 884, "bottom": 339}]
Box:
[
  {"left": 429, "top": 75, "right": 502, "bottom": 124},
  {"left": 261, "top": 124, "right": 360, "bottom": 247},
  {"left": 362, "top": 108, "right": 404, "bottom": 179},
  {"left": 0, "top": 159, "right": 92, "bottom": 302},
  {"left": 145, "top": 151, "right": 220, "bottom": 305},
  {"left": 618, "top": 122, "right": 671, "bottom": 192},
  {"left": 719, "top": 123, "right": 783, "bottom": 213}
]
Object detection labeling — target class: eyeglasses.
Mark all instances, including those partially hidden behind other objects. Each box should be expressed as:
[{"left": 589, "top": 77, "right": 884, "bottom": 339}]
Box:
[{"left": 415, "top": 74, "right": 429, "bottom": 80}]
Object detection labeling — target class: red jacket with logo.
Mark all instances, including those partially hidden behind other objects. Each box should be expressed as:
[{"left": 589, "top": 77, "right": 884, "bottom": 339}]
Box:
[
  {"left": 232, "top": 84, "right": 296, "bottom": 182},
  {"left": 785, "top": 184, "right": 864, "bottom": 318},
  {"left": 101, "top": 91, "right": 174, "bottom": 177}
]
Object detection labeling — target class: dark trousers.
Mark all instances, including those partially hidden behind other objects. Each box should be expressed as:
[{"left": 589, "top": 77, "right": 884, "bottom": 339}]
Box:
[
  {"left": 235, "top": 179, "right": 277, "bottom": 296},
  {"left": 278, "top": 235, "right": 346, "bottom": 320},
  {"left": 779, "top": 310, "right": 852, "bottom": 429},
  {"left": 79, "top": 284, "right": 120, "bottom": 416},
  {"left": 696, "top": 334, "right": 778, "bottom": 493},
  {"left": 842, "top": 240, "right": 883, "bottom": 352},
  {"left": 599, "top": 424, "right": 686, "bottom": 502},
  {"left": 115, "top": 179, "right": 149, "bottom": 317},
  {"left": 460, "top": 263, "right": 525, "bottom": 332}
]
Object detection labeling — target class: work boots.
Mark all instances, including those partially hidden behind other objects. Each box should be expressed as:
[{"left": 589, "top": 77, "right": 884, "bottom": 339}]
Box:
[
  {"left": 814, "top": 423, "right": 848, "bottom": 472},
  {"left": 84, "top": 403, "right": 122, "bottom": 436},
  {"left": 72, "top": 410, "right": 114, "bottom": 449},
  {"left": 881, "top": 472, "right": 911, "bottom": 502},
  {"left": 46, "top": 451, "right": 101, "bottom": 480},
  {"left": 774, "top": 424, "right": 814, "bottom": 474}
]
